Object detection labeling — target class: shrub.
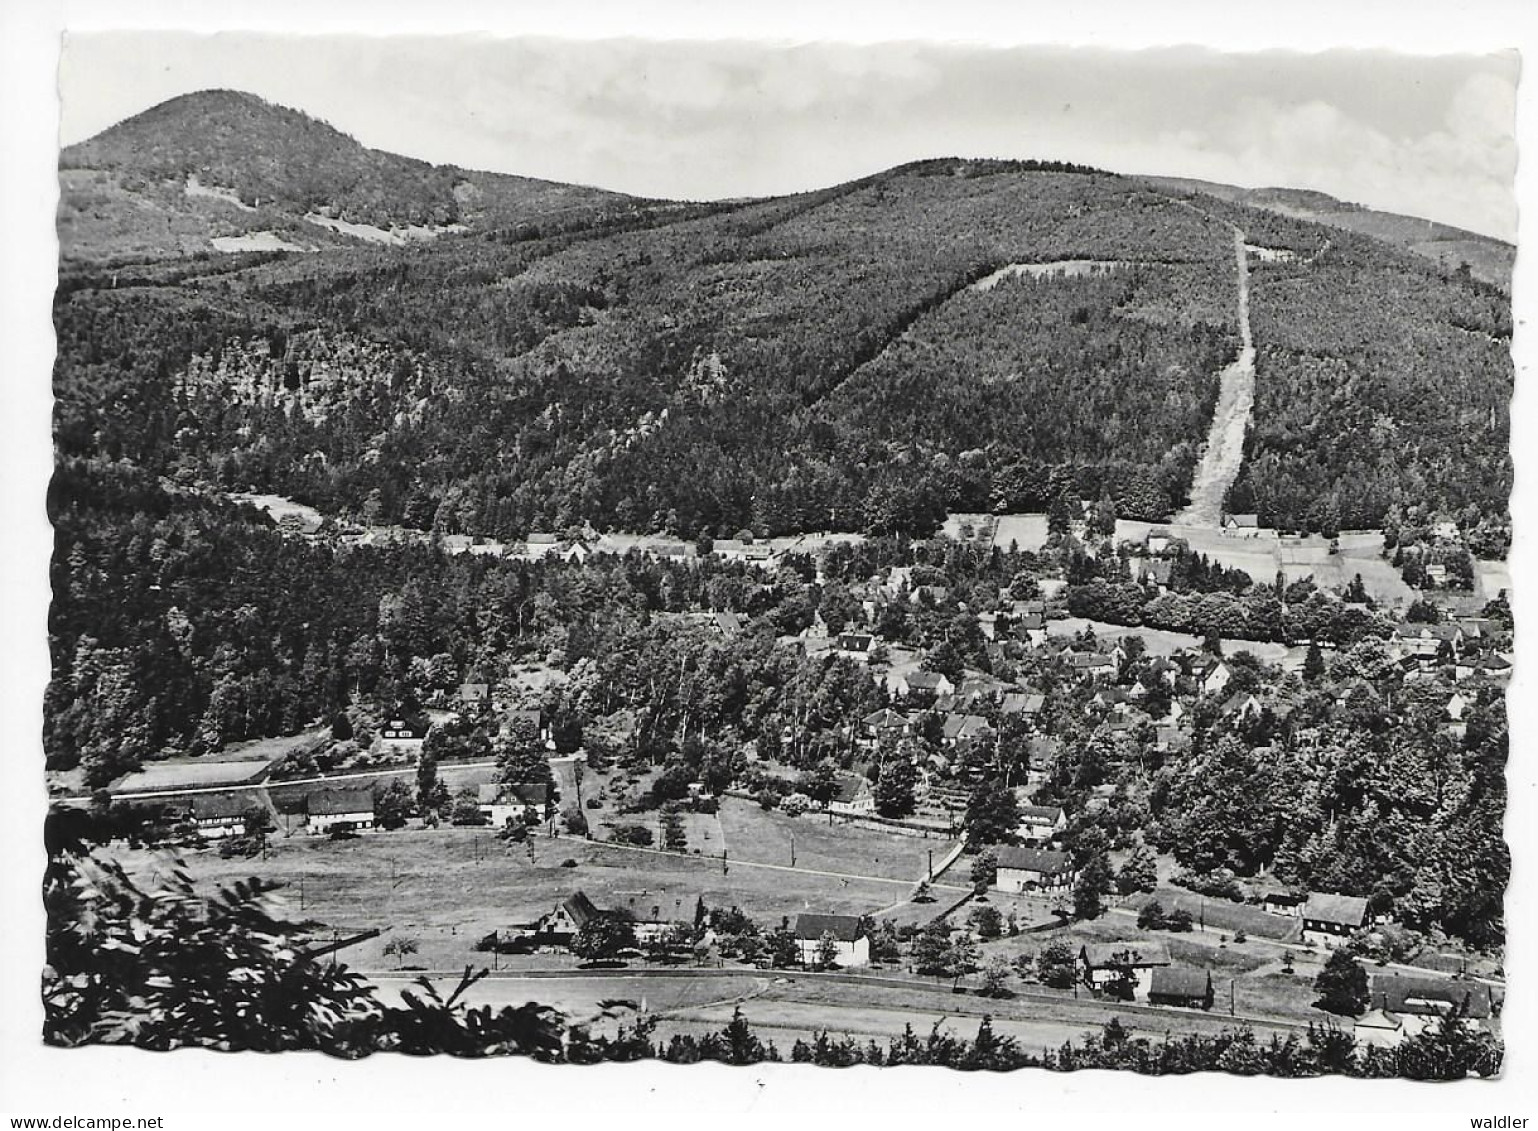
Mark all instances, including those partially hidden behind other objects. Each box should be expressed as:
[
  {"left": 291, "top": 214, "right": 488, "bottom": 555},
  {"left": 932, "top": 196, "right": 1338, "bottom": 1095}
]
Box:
[
  {"left": 1173, "top": 868, "right": 1243, "bottom": 902},
  {"left": 780, "top": 792, "right": 813, "bottom": 817},
  {"left": 610, "top": 824, "right": 655, "bottom": 847},
  {"left": 1036, "top": 940, "right": 1078, "bottom": 989}
]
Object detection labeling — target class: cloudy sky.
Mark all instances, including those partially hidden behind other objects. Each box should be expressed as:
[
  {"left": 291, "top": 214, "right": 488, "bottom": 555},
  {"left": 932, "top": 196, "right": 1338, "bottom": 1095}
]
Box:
[{"left": 58, "top": 34, "right": 1518, "bottom": 240}]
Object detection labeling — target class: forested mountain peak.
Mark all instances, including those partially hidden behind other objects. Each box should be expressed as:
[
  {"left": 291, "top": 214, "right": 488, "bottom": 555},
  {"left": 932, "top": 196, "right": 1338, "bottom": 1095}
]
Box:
[{"left": 58, "top": 89, "right": 637, "bottom": 264}]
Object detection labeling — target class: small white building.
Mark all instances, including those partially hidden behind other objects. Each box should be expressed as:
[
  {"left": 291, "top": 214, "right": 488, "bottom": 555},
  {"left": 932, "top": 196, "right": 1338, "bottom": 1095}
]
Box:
[
  {"left": 793, "top": 913, "right": 870, "bottom": 968},
  {"left": 828, "top": 775, "right": 876, "bottom": 817}
]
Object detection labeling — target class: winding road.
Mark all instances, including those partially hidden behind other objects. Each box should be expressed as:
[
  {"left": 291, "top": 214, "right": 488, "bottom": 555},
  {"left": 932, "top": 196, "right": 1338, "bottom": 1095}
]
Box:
[{"left": 1175, "top": 226, "right": 1255, "bottom": 528}]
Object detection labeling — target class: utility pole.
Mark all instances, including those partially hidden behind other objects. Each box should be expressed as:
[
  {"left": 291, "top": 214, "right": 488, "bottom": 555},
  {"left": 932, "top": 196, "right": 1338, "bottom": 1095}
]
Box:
[
  {"left": 790, "top": 834, "right": 796, "bottom": 868},
  {"left": 928, "top": 848, "right": 934, "bottom": 881},
  {"left": 1230, "top": 979, "right": 1236, "bottom": 1017}
]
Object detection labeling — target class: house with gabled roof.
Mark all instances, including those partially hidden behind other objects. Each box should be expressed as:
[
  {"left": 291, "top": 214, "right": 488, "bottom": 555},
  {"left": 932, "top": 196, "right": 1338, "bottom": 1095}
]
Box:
[
  {"left": 190, "top": 792, "right": 260, "bottom": 840},
  {"left": 793, "top": 913, "right": 869, "bottom": 968},
  {"left": 1080, "top": 940, "right": 1172, "bottom": 999},
  {"left": 827, "top": 774, "right": 876, "bottom": 817},
  {"left": 1093, "top": 686, "right": 1133, "bottom": 713},
  {"left": 898, "top": 670, "right": 955, "bottom": 702},
  {"left": 835, "top": 632, "right": 877, "bottom": 662},
  {"left": 1026, "top": 735, "right": 1061, "bottom": 780},
  {"left": 1222, "top": 513, "right": 1260, "bottom": 537},
  {"left": 1218, "top": 690, "right": 1264, "bottom": 723},
  {"left": 1473, "top": 653, "right": 1512, "bottom": 683},
  {"left": 535, "top": 891, "right": 605, "bottom": 944},
  {"left": 1149, "top": 966, "right": 1215, "bottom": 1010},
  {"left": 1015, "top": 803, "right": 1066, "bottom": 846},
  {"left": 305, "top": 788, "right": 376, "bottom": 834},
  {"left": 1001, "top": 691, "right": 1046, "bottom": 718},
  {"left": 941, "top": 713, "right": 991, "bottom": 747},
  {"left": 1301, "top": 892, "right": 1370, "bottom": 947},
  {"left": 1333, "top": 679, "right": 1383, "bottom": 711},
  {"left": 1194, "top": 658, "right": 1234, "bottom": 698},
  {"left": 1069, "top": 652, "right": 1116, "bottom": 682},
  {"left": 478, "top": 782, "right": 550, "bottom": 827},
  {"left": 994, "top": 846, "right": 1076, "bottom": 893},
  {"left": 860, "top": 707, "right": 911, "bottom": 746},
  {"left": 1392, "top": 622, "right": 1463, "bottom": 661},
  {"left": 1368, "top": 974, "right": 1496, "bottom": 1038}
]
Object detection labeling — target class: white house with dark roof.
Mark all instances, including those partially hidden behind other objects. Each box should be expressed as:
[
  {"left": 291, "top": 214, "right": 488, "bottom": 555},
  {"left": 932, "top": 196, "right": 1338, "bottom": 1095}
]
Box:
[
  {"left": 993, "top": 846, "right": 1076, "bottom": 893},
  {"left": 835, "top": 632, "right": 877, "bottom": 662},
  {"left": 827, "top": 774, "right": 876, "bottom": 817},
  {"left": 477, "top": 782, "right": 550, "bottom": 827},
  {"left": 1015, "top": 803, "right": 1067, "bottom": 846},
  {"left": 1069, "top": 652, "right": 1116, "bottom": 682},
  {"left": 1301, "top": 892, "right": 1370, "bottom": 947},
  {"left": 1195, "top": 659, "right": 1235, "bottom": 698},
  {"left": 1080, "top": 941, "right": 1172, "bottom": 999},
  {"left": 1221, "top": 513, "right": 1260, "bottom": 537},
  {"left": 190, "top": 792, "right": 258, "bottom": 840},
  {"left": 305, "top": 788, "right": 376, "bottom": 834},
  {"left": 898, "top": 670, "right": 955, "bottom": 702},
  {"left": 792, "top": 913, "right": 869, "bottom": 968}
]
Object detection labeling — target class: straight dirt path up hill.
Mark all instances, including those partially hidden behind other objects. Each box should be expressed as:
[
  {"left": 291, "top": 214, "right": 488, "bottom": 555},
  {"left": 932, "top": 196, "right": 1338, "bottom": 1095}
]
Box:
[{"left": 1174, "top": 226, "right": 1255, "bottom": 527}]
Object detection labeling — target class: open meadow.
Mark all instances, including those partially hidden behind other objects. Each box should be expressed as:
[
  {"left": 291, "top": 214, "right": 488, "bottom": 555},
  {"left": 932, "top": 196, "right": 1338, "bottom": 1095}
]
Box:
[{"left": 113, "top": 811, "right": 956, "bottom": 973}]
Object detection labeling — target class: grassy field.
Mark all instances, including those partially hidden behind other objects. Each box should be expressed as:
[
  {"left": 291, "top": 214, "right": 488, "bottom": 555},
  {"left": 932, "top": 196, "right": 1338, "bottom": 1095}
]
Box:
[
  {"left": 115, "top": 814, "right": 945, "bottom": 972},
  {"left": 110, "top": 727, "right": 328, "bottom": 794},
  {"left": 1122, "top": 889, "right": 1301, "bottom": 941},
  {"left": 992, "top": 514, "right": 1051, "bottom": 553},
  {"left": 717, "top": 797, "right": 957, "bottom": 883}
]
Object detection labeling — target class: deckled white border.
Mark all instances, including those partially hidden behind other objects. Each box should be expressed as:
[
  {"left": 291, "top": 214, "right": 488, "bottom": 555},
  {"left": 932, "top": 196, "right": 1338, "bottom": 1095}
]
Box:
[{"left": 1, "top": 1, "right": 1531, "bottom": 1123}]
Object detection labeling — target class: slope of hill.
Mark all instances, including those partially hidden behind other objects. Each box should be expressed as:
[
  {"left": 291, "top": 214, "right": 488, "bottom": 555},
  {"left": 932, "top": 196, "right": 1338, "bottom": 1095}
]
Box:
[
  {"left": 58, "top": 90, "right": 640, "bottom": 264},
  {"left": 1143, "top": 176, "right": 1514, "bottom": 290},
  {"left": 53, "top": 92, "right": 1513, "bottom": 552}
]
